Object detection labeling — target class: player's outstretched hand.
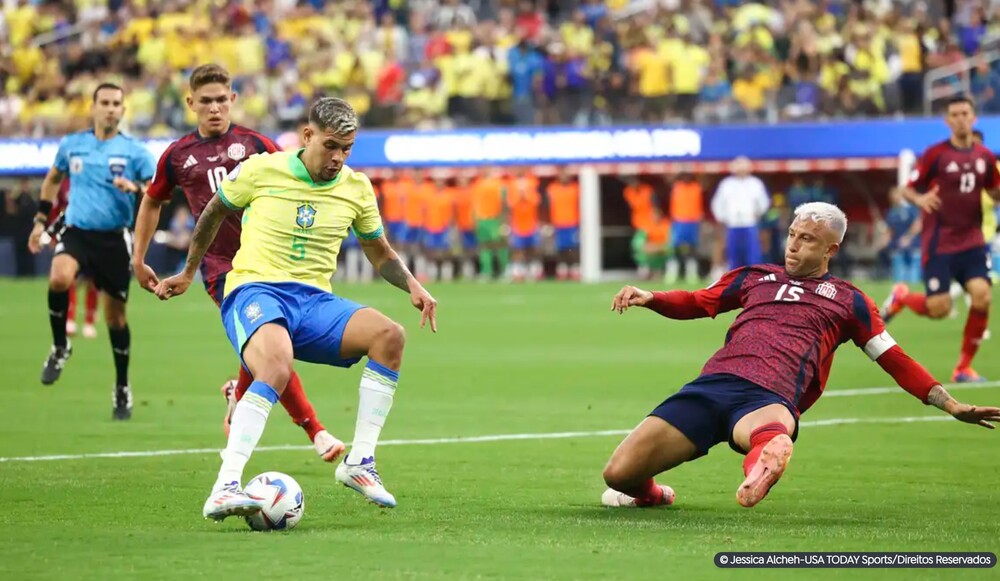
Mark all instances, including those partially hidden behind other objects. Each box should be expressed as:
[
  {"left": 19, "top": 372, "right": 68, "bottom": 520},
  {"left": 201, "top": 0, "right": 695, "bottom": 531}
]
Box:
[
  {"left": 112, "top": 176, "right": 139, "bottom": 194},
  {"left": 915, "top": 186, "right": 942, "bottom": 213},
  {"left": 410, "top": 285, "right": 438, "bottom": 332},
  {"left": 133, "top": 261, "right": 160, "bottom": 293},
  {"left": 611, "top": 285, "right": 654, "bottom": 314},
  {"left": 27, "top": 223, "right": 45, "bottom": 254},
  {"left": 154, "top": 273, "right": 192, "bottom": 301},
  {"left": 948, "top": 402, "right": 1000, "bottom": 429}
]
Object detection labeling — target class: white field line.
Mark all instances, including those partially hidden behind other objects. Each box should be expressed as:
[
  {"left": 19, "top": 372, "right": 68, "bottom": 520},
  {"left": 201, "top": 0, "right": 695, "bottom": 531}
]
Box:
[
  {"left": 0, "top": 416, "right": 963, "bottom": 464},
  {"left": 0, "top": 382, "right": 994, "bottom": 463}
]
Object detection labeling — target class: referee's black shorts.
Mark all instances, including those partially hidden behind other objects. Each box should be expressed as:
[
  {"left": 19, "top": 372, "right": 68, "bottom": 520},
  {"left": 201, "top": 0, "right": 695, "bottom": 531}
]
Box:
[{"left": 55, "top": 227, "right": 132, "bottom": 302}]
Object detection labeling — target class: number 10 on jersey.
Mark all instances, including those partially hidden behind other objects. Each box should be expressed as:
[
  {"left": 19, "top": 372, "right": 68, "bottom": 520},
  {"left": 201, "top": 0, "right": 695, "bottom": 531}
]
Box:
[{"left": 207, "top": 167, "right": 228, "bottom": 194}]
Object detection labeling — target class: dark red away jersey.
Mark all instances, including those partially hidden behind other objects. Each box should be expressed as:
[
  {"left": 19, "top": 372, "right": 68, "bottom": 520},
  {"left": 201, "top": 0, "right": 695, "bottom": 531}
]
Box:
[
  {"left": 687, "top": 265, "right": 894, "bottom": 413},
  {"left": 147, "top": 125, "right": 278, "bottom": 282},
  {"left": 908, "top": 140, "right": 999, "bottom": 255}
]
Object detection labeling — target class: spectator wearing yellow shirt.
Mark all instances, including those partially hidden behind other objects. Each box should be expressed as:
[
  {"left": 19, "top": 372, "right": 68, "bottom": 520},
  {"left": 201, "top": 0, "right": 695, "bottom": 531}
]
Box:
[
  {"left": 672, "top": 35, "right": 710, "bottom": 120},
  {"left": 629, "top": 36, "right": 671, "bottom": 122},
  {"left": 560, "top": 10, "right": 594, "bottom": 56},
  {"left": 895, "top": 19, "right": 924, "bottom": 113},
  {"left": 732, "top": 68, "right": 766, "bottom": 120}
]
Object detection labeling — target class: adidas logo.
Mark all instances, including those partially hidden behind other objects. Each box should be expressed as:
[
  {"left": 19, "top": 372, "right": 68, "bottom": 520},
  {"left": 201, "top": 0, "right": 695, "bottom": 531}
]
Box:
[
  {"left": 758, "top": 273, "right": 777, "bottom": 282},
  {"left": 183, "top": 155, "right": 198, "bottom": 169},
  {"left": 946, "top": 161, "right": 960, "bottom": 173}
]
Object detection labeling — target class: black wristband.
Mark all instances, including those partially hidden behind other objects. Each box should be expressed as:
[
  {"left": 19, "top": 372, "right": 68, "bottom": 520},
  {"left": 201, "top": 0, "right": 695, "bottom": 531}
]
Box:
[{"left": 37, "top": 200, "right": 53, "bottom": 216}]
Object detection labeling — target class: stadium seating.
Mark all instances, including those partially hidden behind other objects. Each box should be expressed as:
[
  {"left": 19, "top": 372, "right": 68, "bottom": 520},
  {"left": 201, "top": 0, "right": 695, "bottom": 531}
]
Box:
[{"left": 2, "top": 0, "right": 998, "bottom": 138}]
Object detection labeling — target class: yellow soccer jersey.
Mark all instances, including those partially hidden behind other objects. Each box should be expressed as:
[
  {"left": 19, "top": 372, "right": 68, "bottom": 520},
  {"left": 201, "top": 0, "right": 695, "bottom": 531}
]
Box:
[
  {"left": 218, "top": 150, "right": 383, "bottom": 296},
  {"left": 984, "top": 190, "right": 997, "bottom": 243}
]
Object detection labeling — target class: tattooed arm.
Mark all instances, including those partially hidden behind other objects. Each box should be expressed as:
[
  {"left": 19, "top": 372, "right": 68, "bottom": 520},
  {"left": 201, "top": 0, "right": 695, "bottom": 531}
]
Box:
[
  {"left": 359, "top": 234, "right": 438, "bottom": 331},
  {"left": 927, "top": 384, "right": 1000, "bottom": 429},
  {"left": 154, "top": 195, "right": 235, "bottom": 300}
]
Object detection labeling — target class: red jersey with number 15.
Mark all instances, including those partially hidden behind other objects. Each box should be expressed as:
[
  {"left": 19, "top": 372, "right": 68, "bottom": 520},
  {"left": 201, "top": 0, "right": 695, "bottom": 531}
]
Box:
[
  {"left": 147, "top": 125, "right": 279, "bottom": 283},
  {"left": 907, "top": 140, "right": 1000, "bottom": 255}
]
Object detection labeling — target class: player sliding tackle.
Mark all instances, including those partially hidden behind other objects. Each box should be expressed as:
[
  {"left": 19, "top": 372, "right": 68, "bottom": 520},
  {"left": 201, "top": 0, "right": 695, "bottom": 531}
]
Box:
[
  {"left": 155, "top": 97, "right": 437, "bottom": 520},
  {"left": 604, "top": 202, "right": 1000, "bottom": 510}
]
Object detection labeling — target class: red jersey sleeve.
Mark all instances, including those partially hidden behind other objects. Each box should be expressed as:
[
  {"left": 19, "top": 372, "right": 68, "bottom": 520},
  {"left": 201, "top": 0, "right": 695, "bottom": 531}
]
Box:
[
  {"left": 986, "top": 150, "right": 1000, "bottom": 189},
  {"left": 647, "top": 267, "right": 749, "bottom": 319},
  {"left": 848, "top": 290, "right": 937, "bottom": 403},
  {"left": 257, "top": 133, "right": 280, "bottom": 153},
  {"left": 907, "top": 145, "right": 939, "bottom": 192},
  {"left": 146, "top": 143, "right": 178, "bottom": 201}
]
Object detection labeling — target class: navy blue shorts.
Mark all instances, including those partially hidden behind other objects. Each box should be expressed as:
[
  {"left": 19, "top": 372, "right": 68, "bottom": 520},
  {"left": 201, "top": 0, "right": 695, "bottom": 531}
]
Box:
[
  {"left": 424, "top": 230, "right": 450, "bottom": 251},
  {"left": 923, "top": 245, "right": 993, "bottom": 295},
  {"left": 203, "top": 271, "right": 228, "bottom": 307},
  {"left": 649, "top": 374, "right": 799, "bottom": 458}
]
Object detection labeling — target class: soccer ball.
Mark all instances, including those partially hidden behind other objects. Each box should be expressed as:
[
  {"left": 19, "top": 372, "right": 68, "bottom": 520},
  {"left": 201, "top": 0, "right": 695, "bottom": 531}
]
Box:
[{"left": 243, "top": 471, "right": 305, "bottom": 531}]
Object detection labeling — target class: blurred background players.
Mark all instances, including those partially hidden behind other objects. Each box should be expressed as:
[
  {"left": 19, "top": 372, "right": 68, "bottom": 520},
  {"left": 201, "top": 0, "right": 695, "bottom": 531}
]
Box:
[
  {"left": 623, "top": 176, "right": 655, "bottom": 280},
  {"left": 423, "top": 176, "right": 457, "bottom": 282},
  {"left": 454, "top": 174, "right": 478, "bottom": 280},
  {"left": 880, "top": 187, "right": 922, "bottom": 284},
  {"left": 632, "top": 205, "right": 672, "bottom": 281},
  {"left": 711, "top": 156, "right": 771, "bottom": 270},
  {"left": 546, "top": 167, "right": 580, "bottom": 281},
  {"left": 507, "top": 167, "right": 542, "bottom": 282},
  {"left": 472, "top": 167, "right": 508, "bottom": 281},
  {"left": 666, "top": 173, "right": 703, "bottom": 284}
]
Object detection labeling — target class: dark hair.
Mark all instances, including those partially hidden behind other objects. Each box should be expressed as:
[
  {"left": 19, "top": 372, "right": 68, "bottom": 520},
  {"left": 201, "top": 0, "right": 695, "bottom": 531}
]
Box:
[
  {"left": 946, "top": 94, "right": 976, "bottom": 112},
  {"left": 189, "top": 63, "right": 232, "bottom": 92},
  {"left": 92, "top": 82, "right": 124, "bottom": 102},
  {"left": 308, "top": 97, "right": 358, "bottom": 135},
  {"left": 973, "top": 129, "right": 985, "bottom": 140}
]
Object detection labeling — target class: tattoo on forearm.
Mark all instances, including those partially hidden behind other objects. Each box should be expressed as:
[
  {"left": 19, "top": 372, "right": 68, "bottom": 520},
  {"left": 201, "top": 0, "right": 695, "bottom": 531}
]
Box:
[
  {"left": 184, "top": 197, "right": 230, "bottom": 273},
  {"left": 378, "top": 258, "right": 412, "bottom": 292},
  {"left": 927, "top": 385, "right": 955, "bottom": 411}
]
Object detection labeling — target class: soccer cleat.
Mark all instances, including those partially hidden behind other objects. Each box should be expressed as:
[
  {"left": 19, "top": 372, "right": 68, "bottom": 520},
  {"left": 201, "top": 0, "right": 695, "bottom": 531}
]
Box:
[
  {"left": 112, "top": 384, "right": 133, "bottom": 420},
  {"left": 335, "top": 457, "right": 396, "bottom": 508},
  {"left": 220, "top": 379, "right": 237, "bottom": 438},
  {"left": 82, "top": 323, "right": 98, "bottom": 339},
  {"left": 313, "top": 430, "right": 346, "bottom": 463},
  {"left": 880, "top": 283, "right": 909, "bottom": 323},
  {"left": 737, "top": 434, "right": 794, "bottom": 508},
  {"left": 66, "top": 320, "right": 78, "bottom": 336},
  {"left": 202, "top": 481, "right": 264, "bottom": 521},
  {"left": 952, "top": 367, "right": 987, "bottom": 383},
  {"left": 601, "top": 485, "right": 676, "bottom": 508},
  {"left": 41, "top": 342, "right": 73, "bottom": 385}
]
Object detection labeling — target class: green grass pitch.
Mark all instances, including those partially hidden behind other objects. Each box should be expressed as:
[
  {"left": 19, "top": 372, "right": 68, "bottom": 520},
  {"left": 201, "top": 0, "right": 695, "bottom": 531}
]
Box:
[{"left": 0, "top": 279, "right": 997, "bottom": 580}]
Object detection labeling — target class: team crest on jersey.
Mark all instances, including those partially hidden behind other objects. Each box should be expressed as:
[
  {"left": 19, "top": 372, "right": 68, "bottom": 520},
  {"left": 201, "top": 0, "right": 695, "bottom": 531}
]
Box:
[
  {"left": 244, "top": 302, "right": 263, "bottom": 323},
  {"left": 976, "top": 158, "right": 986, "bottom": 174},
  {"left": 815, "top": 282, "right": 837, "bottom": 299},
  {"left": 227, "top": 143, "right": 246, "bottom": 161},
  {"left": 108, "top": 156, "right": 127, "bottom": 177},
  {"left": 69, "top": 157, "right": 83, "bottom": 174},
  {"left": 296, "top": 204, "right": 317, "bottom": 229}
]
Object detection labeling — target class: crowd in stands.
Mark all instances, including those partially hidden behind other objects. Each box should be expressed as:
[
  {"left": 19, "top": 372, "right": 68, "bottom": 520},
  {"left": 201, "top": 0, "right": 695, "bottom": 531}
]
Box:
[{"left": 1, "top": 0, "right": 998, "bottom": 138}]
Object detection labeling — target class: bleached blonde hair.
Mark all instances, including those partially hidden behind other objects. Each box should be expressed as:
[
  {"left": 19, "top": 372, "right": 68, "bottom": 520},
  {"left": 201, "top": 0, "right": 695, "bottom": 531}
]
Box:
[{"left": 793, "top": 202, "right": 848, "bottom": 243}]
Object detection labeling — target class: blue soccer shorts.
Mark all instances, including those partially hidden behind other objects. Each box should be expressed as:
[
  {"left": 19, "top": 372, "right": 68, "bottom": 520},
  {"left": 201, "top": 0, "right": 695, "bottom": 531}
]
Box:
[{"left": 221, "top": 281, "right": 365, "bottom": 370}]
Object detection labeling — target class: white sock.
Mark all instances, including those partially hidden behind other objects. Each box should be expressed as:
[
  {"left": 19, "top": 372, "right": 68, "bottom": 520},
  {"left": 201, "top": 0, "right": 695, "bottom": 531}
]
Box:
[
  {"left": 214, "top": 381, "right": 278, "bottom": 490},
  {"left": 665, "top": 258, "right": 679, "bottom": 284},
  {"left": 346, "top": 249, "right": 360, "bottom": 283},
  {"left": 427, "top": 261, "right": 440, "bottom": 281},
  {"left": 415, "top": 255, "right": 428, "bottom": 279},
  {"left": 461, "top": 259, "right": 476, "bottom": 279},
  {"left": 684, "top": 257, "right": 699, "bottom": 282},
  {"left": 556, "top": 262, "right": 568, "bottom": 278},
  {"left": 346, "top": 361, "right": 399, "bottom": 464},
  {"left": 441, "top": 261, "right": 454, "bottom": 281}
]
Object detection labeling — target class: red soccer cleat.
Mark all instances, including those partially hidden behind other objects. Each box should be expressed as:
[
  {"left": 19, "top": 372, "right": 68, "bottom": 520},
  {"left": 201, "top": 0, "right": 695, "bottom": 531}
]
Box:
[
  {"left": 601, "top": 485, "right": 676, "bottom": 508},
  {"left": 737, "top": 434, "right": 793, "bottom": 508},
  {"left": 880, "top": 283, "right": 909, "bottom": 323},
  {"left": 952, "top": 367, "right": 987, "bottom": 383}
]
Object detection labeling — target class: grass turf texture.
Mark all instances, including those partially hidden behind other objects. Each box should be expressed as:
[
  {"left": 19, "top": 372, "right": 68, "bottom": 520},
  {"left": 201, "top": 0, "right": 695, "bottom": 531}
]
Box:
[{"left": 0, "top": 279, "right": 997, "bottom": 580}]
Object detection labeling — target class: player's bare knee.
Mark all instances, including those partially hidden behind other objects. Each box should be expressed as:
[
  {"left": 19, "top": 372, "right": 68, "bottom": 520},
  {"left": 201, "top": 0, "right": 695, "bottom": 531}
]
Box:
[
  {"left": 970, "top": 289, "right": 991, "bottom": 311},
  {"left": 104, "top": 311, "right": 127, "bottom": 329},
  {"left": 255, "top": 360, "right": 292, "bottom": 392},
  {"left": 926, "top": 298, "right": 951, "bottom": 319},
  {"left": 372, "top": 320, "right": 406, "bottom": 362},
  {"left": 49, "top": 271, "right": 74, "bottom": 292}
]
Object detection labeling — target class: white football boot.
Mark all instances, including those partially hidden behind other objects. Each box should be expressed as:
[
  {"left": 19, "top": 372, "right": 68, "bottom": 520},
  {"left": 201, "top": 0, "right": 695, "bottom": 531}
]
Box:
[
  {"left": 601, "top": 485, "right": 675, "bottom": 508},
  {"left": 202, "top": 481, "right": 264, "bottom": 521},
  {"left": 335, "top": 457, "right": 396, "bottom": 508}
]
